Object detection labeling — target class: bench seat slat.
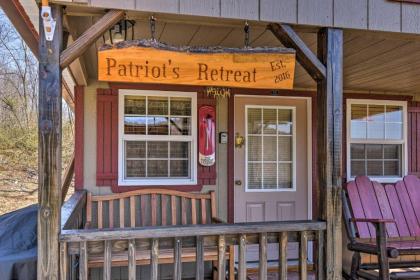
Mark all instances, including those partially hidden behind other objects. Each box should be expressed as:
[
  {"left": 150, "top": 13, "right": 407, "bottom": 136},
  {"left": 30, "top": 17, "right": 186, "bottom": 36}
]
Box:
[
  {"left": 346, "top": 180, "right": 371, "bottom": 238},
  {"left": 356, "top": 176, "right": 383, "bottom": 237},
  {"left": 372, "top": 181, "right": 399, "bottom": 237},
  {"left": 385, "top": 184, "right": 411, "bottom": 237},
  {"left": 404, "top": 175, "right": 420, "bottom": 225},
  {"left": 395, "top": 181, "right": 420, "bottom": 236}
]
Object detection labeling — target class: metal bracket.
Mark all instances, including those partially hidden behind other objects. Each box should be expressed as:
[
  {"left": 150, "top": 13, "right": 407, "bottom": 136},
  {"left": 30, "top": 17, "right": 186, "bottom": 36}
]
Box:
[{"left": 41, "top": 6, "right": 56, "bottom": 41}]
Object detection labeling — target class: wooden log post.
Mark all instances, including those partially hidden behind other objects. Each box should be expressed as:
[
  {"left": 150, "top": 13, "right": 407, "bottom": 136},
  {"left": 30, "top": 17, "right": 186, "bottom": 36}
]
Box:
[
  {"left": 317, "top": 28, "right": 343, "bottom": 280},
  {"left": 38, "top": 4, "right": 63, "bottom": 280}
]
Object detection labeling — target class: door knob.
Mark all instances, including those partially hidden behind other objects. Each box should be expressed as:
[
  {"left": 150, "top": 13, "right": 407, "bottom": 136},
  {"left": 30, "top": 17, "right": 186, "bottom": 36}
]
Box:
[{"left": 235, "top": 180, "right": 242, "bottom": 186}]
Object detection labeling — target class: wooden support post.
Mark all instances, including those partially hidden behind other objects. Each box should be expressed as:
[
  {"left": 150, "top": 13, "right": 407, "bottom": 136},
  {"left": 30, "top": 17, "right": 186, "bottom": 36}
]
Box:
[
  {"left": 38, "top": 4, "right": 63, "bottom": 280},
  {"left": 317, "top": 27, "right": 343, "bottom": 280}
]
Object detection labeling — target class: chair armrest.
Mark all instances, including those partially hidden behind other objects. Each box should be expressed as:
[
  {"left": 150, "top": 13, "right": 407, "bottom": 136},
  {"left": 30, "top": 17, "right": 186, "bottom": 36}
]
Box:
[
  {"left": 348, "top": 242, "right": 399, "bottom": 258},
  {"left": 351, "top": 218, "right": 395, "bottom": 224},
  {"left": 212, "top": 217, "right": 226, "bottom": 224}
]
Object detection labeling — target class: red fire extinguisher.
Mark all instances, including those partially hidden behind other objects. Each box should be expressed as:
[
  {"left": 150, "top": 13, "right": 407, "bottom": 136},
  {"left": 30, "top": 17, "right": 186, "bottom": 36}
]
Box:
[{"left": 199, "top": 106, "right": 216, "bottom": 166}]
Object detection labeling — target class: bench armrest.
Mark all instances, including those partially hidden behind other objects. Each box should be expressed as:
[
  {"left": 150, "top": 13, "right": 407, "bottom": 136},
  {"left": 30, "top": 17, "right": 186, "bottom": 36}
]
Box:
[
  {"left": 348, "top": 242, "right": 399, "bottom": 258},
  {"left": 351, "top": 218, "right": 395, "bottom": 224}
]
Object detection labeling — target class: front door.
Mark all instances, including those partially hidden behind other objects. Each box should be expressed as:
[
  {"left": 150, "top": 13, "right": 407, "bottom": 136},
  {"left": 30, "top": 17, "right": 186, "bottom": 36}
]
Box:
[{"left": 234, "top": 95, "right": 311, "bottom": 263}]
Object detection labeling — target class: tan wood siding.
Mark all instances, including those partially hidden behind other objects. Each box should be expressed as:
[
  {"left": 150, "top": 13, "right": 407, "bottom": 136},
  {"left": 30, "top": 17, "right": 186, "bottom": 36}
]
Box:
[
  {"left": 334, "top": 0, "right": 368, "bottom": 29},
  {"left": 368, "top": 0, "right": 401, "bottom": 32},
  {"left": 260, "top": 0, "right": 297, "bottom": 23},
  {"left": 297, "top": 0, "right": 333, "bottom": 26},
  {"left": 137, "top": 0, "right": 178, "bottom": 14},
  {"left": 220, "top": 0, "right": 259, "bottom": 20},
  {"left": 39, "top": 0, "right": 420, "bottom": 35},
  {"left": 180, "top": 0, "right": 220, "bottom": 17}
]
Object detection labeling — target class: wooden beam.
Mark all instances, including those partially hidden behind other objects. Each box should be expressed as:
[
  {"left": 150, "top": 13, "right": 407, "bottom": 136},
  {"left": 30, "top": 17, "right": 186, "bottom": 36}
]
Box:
[
  {"left": 38, "top": 4, "right": 63, "bottom": 280},
  {"left": 316, "top": 28, "right": 343, "bottom": 280},
  {"left": 60, "top": 10, "right": 125, "bottom": 69},
  {"left": 61, "top": 155, "right": 75, "bottom": 203},
  {"left": 268, "top": 23, "right": 326, "bottom": 81}
]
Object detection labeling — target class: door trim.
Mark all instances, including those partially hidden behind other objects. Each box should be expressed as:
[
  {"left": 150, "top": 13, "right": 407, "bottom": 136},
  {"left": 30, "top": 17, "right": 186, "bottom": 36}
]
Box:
[{"left": 230, "top": 95, "right": 313, "bottom": 221}]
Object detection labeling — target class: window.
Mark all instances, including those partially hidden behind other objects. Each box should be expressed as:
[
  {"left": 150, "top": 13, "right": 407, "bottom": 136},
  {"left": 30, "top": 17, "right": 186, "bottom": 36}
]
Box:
[
  {"left": 346, "top": 99, "right": 407, "bottom": 182},
  {"left": 118, "top": 90, "right": 197, "bottom": 186},
  {"left": 246, "top": 106, "right": 296, "bottom": 191}
]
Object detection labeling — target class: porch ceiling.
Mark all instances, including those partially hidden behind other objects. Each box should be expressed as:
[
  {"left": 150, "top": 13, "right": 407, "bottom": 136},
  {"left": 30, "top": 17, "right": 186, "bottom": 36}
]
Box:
[{"left": 67, "top": 14, "right": 420, "bottom": 95}]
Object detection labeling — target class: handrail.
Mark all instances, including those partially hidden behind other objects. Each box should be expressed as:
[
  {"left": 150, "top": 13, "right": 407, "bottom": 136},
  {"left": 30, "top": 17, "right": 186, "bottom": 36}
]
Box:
[
  {"left": 61, "top": 190, "right": 86, "bottom": 230},
  {"left": 60, "top": 220, "right": 326, "bottom": 242}
]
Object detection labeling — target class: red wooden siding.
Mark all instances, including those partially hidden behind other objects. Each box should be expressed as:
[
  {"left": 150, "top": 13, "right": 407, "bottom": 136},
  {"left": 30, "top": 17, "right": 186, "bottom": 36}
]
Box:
[
  {"left": 74, "top": 86, "right": 84, "bottom": 189},
  {"left": 95, "top": 87, "right": 216, "bottom": 192},
  {"left": 408, "top": 101, "right": 420, "bottom": 176},
  {"left": 96, "top": 88, "right": 118, "bottom": 186}
]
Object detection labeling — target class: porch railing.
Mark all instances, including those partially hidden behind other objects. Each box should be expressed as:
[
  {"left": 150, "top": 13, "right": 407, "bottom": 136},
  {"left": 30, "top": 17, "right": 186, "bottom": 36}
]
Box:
[{"left": 60, "top": 192, "right": 326, "bottom": 280}]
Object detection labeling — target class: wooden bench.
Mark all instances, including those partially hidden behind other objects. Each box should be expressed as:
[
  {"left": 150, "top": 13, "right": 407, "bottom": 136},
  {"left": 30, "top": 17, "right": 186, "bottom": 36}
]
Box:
[
  {"left": 343, "top": 175, "right": 420, "bottom": 280},
  {"left": 85, "top": 189, "right": 234, "bottom": 279}
]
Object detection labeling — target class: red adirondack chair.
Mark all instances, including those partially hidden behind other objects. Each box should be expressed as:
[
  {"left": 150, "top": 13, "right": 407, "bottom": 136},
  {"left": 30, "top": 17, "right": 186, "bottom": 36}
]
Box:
[{"left": 343, "top": 175, "right": 420, "bottom": 280}]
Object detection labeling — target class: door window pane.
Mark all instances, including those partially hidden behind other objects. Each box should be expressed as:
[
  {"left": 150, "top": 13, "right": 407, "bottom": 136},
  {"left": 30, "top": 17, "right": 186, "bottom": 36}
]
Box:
[
  {"left": 248, "top": 108, "right": 262, "bottom": 134},
  {"left": 246, "top": 107, "right": 294, "bottom": 190}
]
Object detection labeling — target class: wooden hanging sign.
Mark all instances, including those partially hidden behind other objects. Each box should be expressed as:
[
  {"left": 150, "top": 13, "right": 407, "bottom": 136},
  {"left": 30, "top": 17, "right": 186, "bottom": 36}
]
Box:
[{"left": 98, "top": 40, "right": 296, "bottom": 89}]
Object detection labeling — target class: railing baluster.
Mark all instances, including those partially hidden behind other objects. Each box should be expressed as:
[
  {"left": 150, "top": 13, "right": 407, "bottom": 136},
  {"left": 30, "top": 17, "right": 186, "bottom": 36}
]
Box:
[
  {"left": 119, "top": 198, "right": 124, "bottom": 228},
  {"left": 128, "top": 239, "right": 136, "bottom": 280},
  {"left": 196, "top": 236, "right": 204, "bottom": 279},
  {"left": 300, "top": 231, "right": 308, "bottom": 280},
  {"left": 109, "top": 200, "right": 114, "bottom": 228},
  {"left": 171, "top": 196, "right": 177, "bottom": 225},
  {"left": 151, "top": 238, "right": 159, "bottom": 280},
  {"left": 98, "top": 201, "right": 103, "bottom": 229},
  {"left": 161, "top": 195, "right": 167, "bottom": 226},
  {"left": 238, "top": 234, "right": 247, "bottom": 280},
  {"left": 130, "top": 196, "right": 135, "bottom": 227},
  {"left": 191, "top": 198, "right": 197, "bottom": 225},
  {"left": 279, "top": 232, "right": 288, "bottom": 280},
  {"left": 259, "top": 232, "right": 267, "bottom": 280},
  {"left": 151, "top": 194, "right": 157, "bottom": 226},
  {"left": 79, "top": 241, "right": 88, "bottom": 280},
  {"left": 317, "top": 230, "right": 324, "bottom": 280},
  {"left": 174, "top": 237, "right": 182, "bottom": 280},
  {"left": 182, "top": 197, "right": 187, "bottom": 225},
  {"left": 60, "top": 242, "right": 68, "bottom": 280},
  {"left": 218, "top": 235, "right": 226, "bottom": 280},
  {"left": 104, "top": 240, "right": 111, "bottom": 280},
  {"left": 201, "top": 199, "right": 207, "bottom": 224}
]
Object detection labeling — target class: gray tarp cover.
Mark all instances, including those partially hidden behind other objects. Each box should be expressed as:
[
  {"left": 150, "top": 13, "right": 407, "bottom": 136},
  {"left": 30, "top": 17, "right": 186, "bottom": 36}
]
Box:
[{"left": 0, "top": 205, "right": 37, "bottom": 280}]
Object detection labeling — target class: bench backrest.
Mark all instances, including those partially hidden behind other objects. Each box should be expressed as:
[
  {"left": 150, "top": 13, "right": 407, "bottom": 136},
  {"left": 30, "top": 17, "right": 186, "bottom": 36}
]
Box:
[
  {"left": 86, "top": 189, "right": 216, "bottom": 229},
  {"left": 344, "top": 175, "right": 420, "bottom": 239}
]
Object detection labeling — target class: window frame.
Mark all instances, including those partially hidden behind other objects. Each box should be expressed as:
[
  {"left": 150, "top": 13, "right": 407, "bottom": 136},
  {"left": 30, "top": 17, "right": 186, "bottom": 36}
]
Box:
[
  {"left": 118, "top": 89, "right": 198, "bottom": 186},
  {"left": 346, "top": 99, "right": 408, "bottom": 183},
  {"left": 245, "top": 105, "right": 297, "bottom": 192}
]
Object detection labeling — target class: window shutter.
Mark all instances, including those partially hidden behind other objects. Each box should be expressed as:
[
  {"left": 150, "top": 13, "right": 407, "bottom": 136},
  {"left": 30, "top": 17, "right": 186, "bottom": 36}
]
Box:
[
  {"left": 96, "top": 88, "right": 119, "bottom": 186},
  {"left": 408, "top": 101, "right": 420, "bottom": 176}
]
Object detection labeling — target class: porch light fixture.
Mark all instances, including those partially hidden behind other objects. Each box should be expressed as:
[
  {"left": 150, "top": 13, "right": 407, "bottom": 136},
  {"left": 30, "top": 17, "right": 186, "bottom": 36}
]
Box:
[
  {"left": 235, "top": 133, "right": 245, "bottom": 148},
  {"left": 108, "top": 20, "right": 135, "bottom": 44}
]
